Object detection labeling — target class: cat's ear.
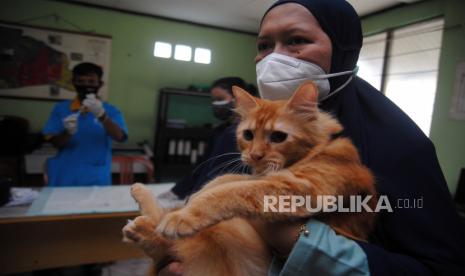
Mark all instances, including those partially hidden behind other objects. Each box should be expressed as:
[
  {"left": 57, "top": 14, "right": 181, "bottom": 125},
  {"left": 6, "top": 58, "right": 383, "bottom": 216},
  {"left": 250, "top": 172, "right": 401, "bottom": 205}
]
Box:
[
  {"left": 232, "top": 86, "right": 259, "bottom": 115},
  {"left": 285, "top": 81, "right": 318, "bottom": 117}
]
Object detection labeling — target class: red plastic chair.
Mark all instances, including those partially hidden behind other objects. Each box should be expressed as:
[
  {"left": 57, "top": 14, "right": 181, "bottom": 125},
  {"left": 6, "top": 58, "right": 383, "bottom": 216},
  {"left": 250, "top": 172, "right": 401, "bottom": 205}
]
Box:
[{"left": 112, "top": 156, "right": 154, "bottom": 184}]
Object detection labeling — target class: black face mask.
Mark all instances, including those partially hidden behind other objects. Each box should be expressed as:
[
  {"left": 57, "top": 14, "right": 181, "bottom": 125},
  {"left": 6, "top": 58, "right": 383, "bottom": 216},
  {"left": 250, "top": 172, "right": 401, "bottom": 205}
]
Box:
[
  {"left": 212, "top": 100, "right": 234, "bottom": 121},
  {"left": 75, "top": 85, "right": 99, "bottom": 101}
]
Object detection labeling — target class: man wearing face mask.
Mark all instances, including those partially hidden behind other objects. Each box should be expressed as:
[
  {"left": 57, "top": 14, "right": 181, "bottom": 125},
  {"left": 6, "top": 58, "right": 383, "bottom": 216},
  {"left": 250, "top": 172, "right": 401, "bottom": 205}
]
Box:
[
  {"left": 159, "top": 77, "right": 257, "bottom": 201},
  {"left": 42, "top": 62, "right": 128, "bottom": 186}
]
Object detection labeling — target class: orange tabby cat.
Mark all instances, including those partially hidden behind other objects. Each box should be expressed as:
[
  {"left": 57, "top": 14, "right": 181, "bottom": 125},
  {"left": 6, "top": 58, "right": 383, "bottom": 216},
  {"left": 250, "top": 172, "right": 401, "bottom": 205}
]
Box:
[{"left": 123, "top": 81, "right": 377, "bottom": 275}]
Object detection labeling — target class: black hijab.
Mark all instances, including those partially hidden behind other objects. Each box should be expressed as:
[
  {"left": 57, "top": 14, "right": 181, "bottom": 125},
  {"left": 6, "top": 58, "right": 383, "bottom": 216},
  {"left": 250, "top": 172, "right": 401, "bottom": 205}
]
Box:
[{"left": 263, "top": 1, "right": 465, "bottom": 275}]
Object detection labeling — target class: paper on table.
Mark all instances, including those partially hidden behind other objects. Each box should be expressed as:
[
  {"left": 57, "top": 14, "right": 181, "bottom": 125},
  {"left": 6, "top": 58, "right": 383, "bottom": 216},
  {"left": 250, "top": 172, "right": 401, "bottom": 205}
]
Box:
[
  {"left": 5, "top": 188, "right": 40, "bottom": 207},
  {"left": 36, "top": 183, "right": 175, "bottom": 215}
]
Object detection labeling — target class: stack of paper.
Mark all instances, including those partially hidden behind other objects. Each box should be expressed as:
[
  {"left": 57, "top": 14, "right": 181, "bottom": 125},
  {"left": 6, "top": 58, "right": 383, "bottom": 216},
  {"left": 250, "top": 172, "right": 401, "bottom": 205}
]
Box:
[{"left": 5, "top": 188, "right": 40, "bottom": 207}]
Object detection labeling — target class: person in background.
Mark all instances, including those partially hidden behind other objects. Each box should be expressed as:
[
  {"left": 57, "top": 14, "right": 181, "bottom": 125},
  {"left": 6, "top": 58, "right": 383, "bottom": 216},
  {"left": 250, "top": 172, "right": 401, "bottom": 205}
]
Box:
[
  {"left": 43, "top": 62, "right": 128, "bottom": 186},
  {"left": 159, "top": 77, "right": 257, "bottom": 200}
]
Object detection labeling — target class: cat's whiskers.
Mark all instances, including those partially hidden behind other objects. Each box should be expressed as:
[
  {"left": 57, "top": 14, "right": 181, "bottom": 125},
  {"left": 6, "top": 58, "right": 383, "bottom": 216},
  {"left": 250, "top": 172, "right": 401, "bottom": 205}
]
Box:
[
  {"left": 270, "top": 162, "right": 278, "bottom": 172},
  {"left": 207, "top": 158, "right": 243, "bottom": 177},
  {"left": 269, "top": 163, "right": 276, "bottom": 174},
  {"left": 241, "top": 156, "right": 251, "bottom": 166},
  {"left": 209, "top": 158, "right": 242, "bottom": 175},
  {"left": 241, "top": 163, "right": 250, "bottom": 175},
  {"left": 267, "top": 164, "right": 275, "bottom": 174},
  {"left": 255, "top": 163, "right": 272, "bottom": 177},
  {"left": 231, "top": 162, "right": 249, "bottom": 175},
  {"left": 192, "top": 152, "right": 241, "bottom": 174},
  {"left": 229, "top": 162, "right": 242, "bottom": 174},
  {"left": 218, "top": 158, "right": 245, "bottom": 175},
  {"left": 263, "top": 160, "right": 281, "bottom": 173}
]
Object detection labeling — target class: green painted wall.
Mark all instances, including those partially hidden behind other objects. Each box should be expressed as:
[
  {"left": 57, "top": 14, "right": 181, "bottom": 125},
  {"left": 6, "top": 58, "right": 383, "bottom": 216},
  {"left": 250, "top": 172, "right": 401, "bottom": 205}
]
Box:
[
  {"left": 362, "top": 0, "right": 465, "bottom": 194},
  {"left": 0, "top": 0, "right": 257, "bottom": 145}
]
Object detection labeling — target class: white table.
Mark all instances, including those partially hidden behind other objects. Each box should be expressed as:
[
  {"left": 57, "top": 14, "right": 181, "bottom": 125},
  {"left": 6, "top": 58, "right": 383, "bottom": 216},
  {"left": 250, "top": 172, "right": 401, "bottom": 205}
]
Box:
[{"left": 0, "top": 183, "right": 174, "bottom": 274}]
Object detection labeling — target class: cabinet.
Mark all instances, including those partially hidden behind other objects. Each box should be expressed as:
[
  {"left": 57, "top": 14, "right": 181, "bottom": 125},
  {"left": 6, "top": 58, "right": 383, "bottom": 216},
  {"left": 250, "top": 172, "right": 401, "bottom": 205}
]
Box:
[{"left": 153, "top": 88, "right": 215, "bottom": 182}]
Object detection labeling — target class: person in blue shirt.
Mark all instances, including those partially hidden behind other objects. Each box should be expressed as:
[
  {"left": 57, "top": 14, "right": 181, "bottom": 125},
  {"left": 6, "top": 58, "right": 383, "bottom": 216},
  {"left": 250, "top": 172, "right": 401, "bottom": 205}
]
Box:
[{"left": 43, "top": 62, "right": 128, "bottom": 186}]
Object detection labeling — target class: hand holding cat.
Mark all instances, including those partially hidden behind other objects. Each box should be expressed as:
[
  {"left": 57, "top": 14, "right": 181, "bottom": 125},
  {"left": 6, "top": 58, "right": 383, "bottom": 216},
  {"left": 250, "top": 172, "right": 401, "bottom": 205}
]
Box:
[{"left": 250, "top": 219, "right": 306, "bottom": 256}]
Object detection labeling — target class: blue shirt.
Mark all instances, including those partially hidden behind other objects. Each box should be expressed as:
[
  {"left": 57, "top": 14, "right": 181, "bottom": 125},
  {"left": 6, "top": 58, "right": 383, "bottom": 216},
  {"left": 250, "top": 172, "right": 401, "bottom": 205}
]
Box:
[{"left": 43, "top": 99, "right": 128, "bottom": 186}]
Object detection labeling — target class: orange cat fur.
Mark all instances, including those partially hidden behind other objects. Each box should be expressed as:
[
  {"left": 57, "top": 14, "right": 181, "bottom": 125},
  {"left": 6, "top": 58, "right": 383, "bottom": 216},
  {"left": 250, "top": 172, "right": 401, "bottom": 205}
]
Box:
[{"left": 123, "top": 81, "right": 377, "bottom": 275}]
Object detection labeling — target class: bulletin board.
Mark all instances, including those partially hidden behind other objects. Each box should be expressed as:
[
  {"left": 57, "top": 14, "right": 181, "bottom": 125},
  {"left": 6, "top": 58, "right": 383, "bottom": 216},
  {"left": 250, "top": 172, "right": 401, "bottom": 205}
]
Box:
[{"left": 0, "top": 21, "right": 112, "bottom": 101}]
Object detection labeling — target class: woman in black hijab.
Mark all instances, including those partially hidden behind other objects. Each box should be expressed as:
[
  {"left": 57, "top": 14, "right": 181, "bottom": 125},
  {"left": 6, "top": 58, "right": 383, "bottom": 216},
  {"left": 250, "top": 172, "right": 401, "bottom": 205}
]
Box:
[
  {"left": 257, "top": 0, "right": 465, "bottom": 275},
  {"left": 167, "top": 77, "right": 257, "bottom": 199}
]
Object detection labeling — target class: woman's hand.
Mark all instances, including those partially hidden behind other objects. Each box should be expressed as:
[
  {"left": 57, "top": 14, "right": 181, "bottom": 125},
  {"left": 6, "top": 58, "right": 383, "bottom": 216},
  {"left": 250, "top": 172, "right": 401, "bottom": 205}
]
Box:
[
  {"left": 249, "top": 218, "right": 307, "bottom": 257},
  {"left": 158, "top": 261, "right": 184, "bottom": 276}
]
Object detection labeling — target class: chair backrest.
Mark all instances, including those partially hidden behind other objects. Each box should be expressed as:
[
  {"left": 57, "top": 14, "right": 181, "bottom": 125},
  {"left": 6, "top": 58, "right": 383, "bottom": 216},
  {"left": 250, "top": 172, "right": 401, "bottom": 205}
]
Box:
[
  {"left": 0, "top": 115, "right": 29, "bottom": 156},
  {"left": 112, "top": 156, "right": 154, "bottom": 184}
]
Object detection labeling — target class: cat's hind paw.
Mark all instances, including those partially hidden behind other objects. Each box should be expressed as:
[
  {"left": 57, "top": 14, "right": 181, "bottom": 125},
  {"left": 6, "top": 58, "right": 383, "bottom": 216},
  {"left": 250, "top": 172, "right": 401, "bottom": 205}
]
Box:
[
  {"left": 130, "top": 183, "right": 151, "bottom": 203},
  {"left": 156, "top": 210, "right": 202, "bottom": 239}
]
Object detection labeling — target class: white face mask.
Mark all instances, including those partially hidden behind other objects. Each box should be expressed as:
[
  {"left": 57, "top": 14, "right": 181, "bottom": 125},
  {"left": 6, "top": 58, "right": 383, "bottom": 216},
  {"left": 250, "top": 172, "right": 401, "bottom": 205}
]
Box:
[{"left": 256, "top": 53, "right": 358, "bottom": 102}]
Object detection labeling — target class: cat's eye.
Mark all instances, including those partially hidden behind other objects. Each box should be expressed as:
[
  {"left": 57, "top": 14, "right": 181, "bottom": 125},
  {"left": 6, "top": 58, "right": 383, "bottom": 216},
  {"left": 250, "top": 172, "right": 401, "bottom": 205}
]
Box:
[
  {"left": 243, "top": 130, "right": 254, "bottom": 141},
  {"left": 269, "top": 131, "right": 287, "bottom": 143}
]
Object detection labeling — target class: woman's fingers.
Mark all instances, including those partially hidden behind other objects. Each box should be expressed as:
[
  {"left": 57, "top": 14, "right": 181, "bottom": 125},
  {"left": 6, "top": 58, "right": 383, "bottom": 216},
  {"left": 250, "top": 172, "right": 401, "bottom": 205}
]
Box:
[{"left": 158, "top": 261, "right": 184, "bottom": 276}]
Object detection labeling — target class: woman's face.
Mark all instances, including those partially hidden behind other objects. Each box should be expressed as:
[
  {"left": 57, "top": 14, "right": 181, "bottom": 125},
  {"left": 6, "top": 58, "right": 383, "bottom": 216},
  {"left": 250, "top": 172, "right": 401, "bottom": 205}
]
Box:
[
  {"left": 211, "top": 87, "right": 233, "bottom": 102},
  {"left": 255, "top": 3, "right": 333, "bottom": 73}
]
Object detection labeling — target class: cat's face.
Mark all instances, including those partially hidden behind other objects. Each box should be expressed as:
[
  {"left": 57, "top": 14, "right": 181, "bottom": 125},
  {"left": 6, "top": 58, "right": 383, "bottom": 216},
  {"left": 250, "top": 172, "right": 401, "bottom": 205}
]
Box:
[{"left": 233, "top": 82, "right": 330, "bottom": 174}]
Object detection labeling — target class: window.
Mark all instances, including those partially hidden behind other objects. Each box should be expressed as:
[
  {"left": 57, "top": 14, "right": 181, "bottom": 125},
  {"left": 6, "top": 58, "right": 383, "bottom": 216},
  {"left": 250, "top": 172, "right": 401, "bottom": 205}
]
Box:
[
  {"left": 358, "top": 33, "right": 387, "bottom": 91},
  {"left": 385, "top": 19, "right": 444, "bottom": 135},
  {"left": 194, "top": 48, "right": 211, "bottom": 64},
  {"left": 153, "top": 42, "right": 172, "bottom": 58},
  {"left": 154, "top": 41, "right": 211, "bottom": 64},
  {"left": 174, "top": 44, "right": 192, "bottom": 61},
  {"left": 358, "top": 19, "right": 444, "bottom": 136}
]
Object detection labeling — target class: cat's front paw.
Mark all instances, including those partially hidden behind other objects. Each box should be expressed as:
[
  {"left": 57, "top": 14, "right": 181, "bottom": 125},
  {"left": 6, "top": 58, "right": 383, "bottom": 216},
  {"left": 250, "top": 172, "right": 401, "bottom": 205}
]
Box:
[
  {"left": 156, "top": 210, "right": 205, "bottom": 238},
  {"left": 122, "top": 215, "right": 156, "bottom": 244}
]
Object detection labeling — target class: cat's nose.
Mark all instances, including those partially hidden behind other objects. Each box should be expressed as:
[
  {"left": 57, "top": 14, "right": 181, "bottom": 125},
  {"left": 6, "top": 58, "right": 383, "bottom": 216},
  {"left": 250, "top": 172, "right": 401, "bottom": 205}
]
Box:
[{"left": 250, "top": 153, "right": 264, "bottom": 161}]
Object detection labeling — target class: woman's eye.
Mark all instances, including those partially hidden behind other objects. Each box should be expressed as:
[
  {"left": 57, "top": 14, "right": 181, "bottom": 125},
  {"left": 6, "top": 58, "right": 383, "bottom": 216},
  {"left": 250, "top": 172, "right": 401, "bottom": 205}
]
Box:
[
  {"left": 243, "top": 130, "right": 254, "bottom": 141},
  {"left": 257, "top": 42, "right": 271, "bottom": 52},
  {"left": 269, "top": 131, "right": 288, "bottom": 143},
  {"left": 288, "top": 37, "right": 309, "bottom": 46}
]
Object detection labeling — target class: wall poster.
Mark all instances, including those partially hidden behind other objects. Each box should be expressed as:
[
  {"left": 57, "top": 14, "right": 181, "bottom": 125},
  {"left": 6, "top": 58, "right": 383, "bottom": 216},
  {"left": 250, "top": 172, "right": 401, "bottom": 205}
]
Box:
[{"left": 0, "top": 21, "right": 112, "bottom": 101}]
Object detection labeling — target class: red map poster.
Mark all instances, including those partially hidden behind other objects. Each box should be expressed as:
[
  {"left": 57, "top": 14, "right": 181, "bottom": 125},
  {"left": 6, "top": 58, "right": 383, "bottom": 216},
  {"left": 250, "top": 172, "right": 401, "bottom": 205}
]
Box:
[{"left": 0, "top": 22, "right": 111, "bottom": 100}]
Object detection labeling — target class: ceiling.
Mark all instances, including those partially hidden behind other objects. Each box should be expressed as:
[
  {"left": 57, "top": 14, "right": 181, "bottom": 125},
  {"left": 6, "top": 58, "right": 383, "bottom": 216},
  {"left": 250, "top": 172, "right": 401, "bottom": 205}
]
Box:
[{"left": 65, "top": 0, "right": 424, "bottom": 33}]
